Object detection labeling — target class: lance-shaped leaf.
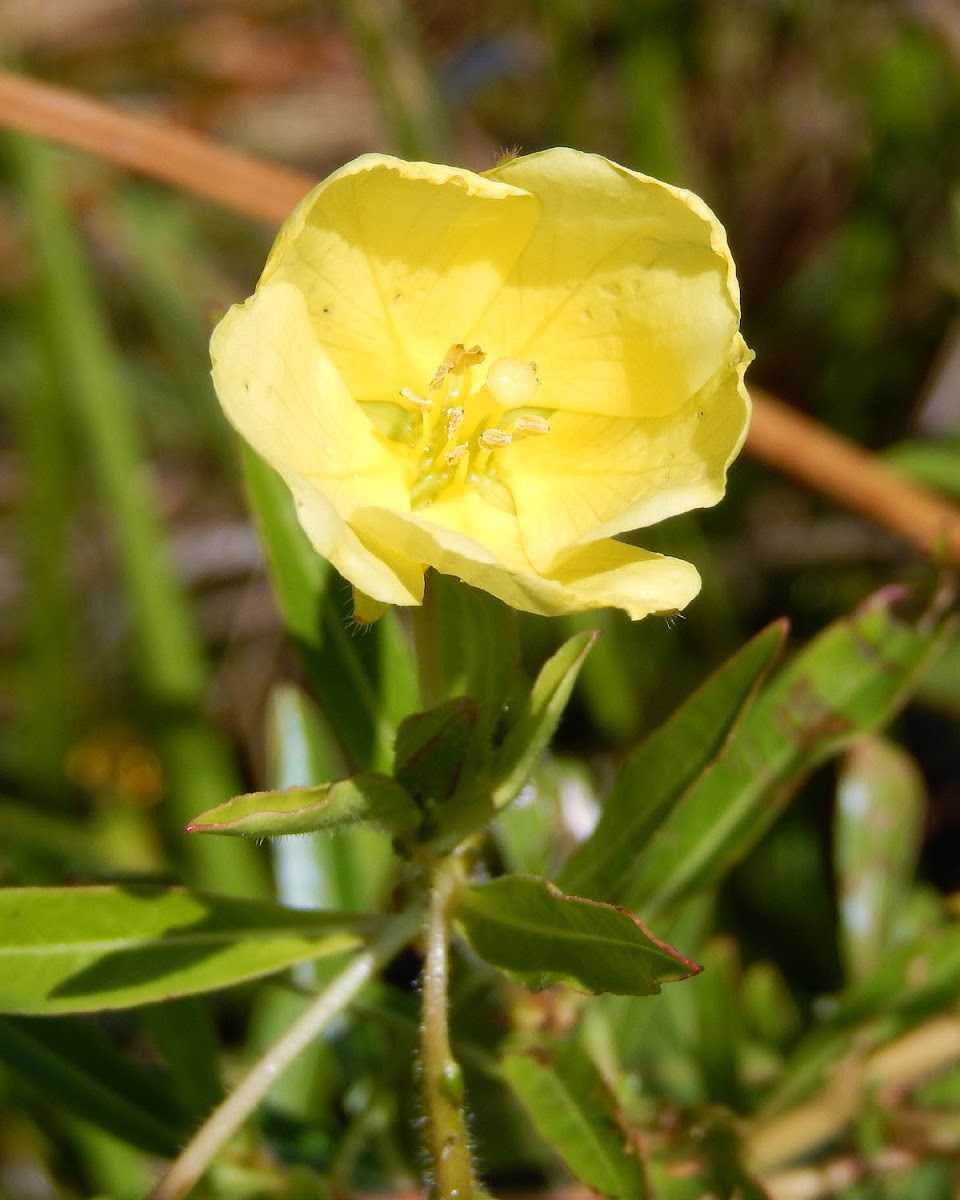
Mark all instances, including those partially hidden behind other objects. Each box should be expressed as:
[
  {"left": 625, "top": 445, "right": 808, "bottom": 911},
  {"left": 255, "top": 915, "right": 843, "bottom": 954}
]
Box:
[
  {"left": 186, "top": 773, "right": 421, "bottom": 839},
  {"left": 624, "top": 588, "right": 955, "bottom": 918},
  {"left": 559, "top": 620, "right": 786, "bottom": 901},
  {"left": 0, "top": 1015, "right": 186, "bottom": 1156},
  {"left": 492, "top": 629, "right": 597, "bottom": 809},
  {"left": 455, "top": 875, "right": 699, "bottom": 995},
  {"left": 834, "top": 736, "right": 926, "bottom": 983},
  {"left": 502, "top": 1042, "right": 648, "bottom": 1198},
  {"left": 0, "top": 886, "right": 380, "bottom": 1014}
]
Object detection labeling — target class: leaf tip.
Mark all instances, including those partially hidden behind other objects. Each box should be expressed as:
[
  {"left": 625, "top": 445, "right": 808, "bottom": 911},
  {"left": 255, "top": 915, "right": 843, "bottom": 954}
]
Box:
[{"left": 184, "top": 821, "right": 217, "bottom": 835}]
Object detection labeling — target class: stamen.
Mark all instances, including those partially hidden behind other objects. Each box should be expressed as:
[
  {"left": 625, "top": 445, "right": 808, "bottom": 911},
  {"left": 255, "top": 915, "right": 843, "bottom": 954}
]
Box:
[
  {"left": 430, "top": 343, "right": 486, "bottom": 389},
  {"left": 513, "top": 414, "right": 550, "bottom": 437},
  {"left": 399, "top": 386, "right": 432, "bottom": 410},
  {"left": 407, "top": 341, "right": 546, "bottom": 514},
  {"left": 479, "top": 428, "right": 513, "bottom": 451}
]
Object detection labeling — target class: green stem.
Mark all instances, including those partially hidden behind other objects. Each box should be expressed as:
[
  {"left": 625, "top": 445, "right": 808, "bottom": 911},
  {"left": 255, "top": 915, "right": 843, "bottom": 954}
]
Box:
[
  {"left": 411, "top": 571, "right": 445, "bottom": 709},
  {"left": 148, "top": 904, "right": 423, "bottom": 1200},
  {"left": 420, "top": 853, "right": 477, "bottom": 1199}
]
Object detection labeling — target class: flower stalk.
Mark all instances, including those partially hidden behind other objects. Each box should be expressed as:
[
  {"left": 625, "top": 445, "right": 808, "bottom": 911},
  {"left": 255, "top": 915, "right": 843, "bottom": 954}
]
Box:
[{"left": 420, "top": 850, "right": 478, "bottom": 1200}]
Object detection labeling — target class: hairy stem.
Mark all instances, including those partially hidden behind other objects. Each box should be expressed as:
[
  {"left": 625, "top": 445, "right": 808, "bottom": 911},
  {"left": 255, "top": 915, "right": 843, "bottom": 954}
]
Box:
[
  {"left": 421, "top": 853, "right": 477, "bottom": 1199},
  {"left": 148, "top": 904, "right": 423, "bottom": 1200}
]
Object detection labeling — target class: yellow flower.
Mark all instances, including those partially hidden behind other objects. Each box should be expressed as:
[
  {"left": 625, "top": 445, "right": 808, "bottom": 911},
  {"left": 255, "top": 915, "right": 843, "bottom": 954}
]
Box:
[{"left": 211, "top": 148, "right": 751, "bottom": 619}]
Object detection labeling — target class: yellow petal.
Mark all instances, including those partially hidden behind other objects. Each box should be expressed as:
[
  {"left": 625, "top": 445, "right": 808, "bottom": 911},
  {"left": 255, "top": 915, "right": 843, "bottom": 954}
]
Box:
[
  {"left": 211, "top": 149, "right": 752, "bottom": 622},
  {"left": 212, "top": 280, "right": 397, "bottom": 486},
  {"left": 500, "top": 335, "right": 752, "bottom": 572},
  {"left": 479, "top": 147, "right": 741, "bottom": 421},
  {"left": 259, "top": 154, "right": 541, "bottom": 401},
  {"left": 211, "top": 280, "right": 421, "bottom": 605},
  {"left": 287, "top": 470, "right": 425, "bottom": 606},
  {"left": 351, "top": 497, "right": 700, "bottom": 619}
]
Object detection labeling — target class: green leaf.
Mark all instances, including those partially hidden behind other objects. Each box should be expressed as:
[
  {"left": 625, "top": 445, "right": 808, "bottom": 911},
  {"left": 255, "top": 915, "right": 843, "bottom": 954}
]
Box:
[
  {"left": 492, "top": 629, "right": 598, "bottom": 809},
  {"left": 186, "top": 773, "right": 420, "bottom": 839},
  {"left": 884, "top": 438, "right": 960, "bottom": 500},
  {"left": 501, "top": 1042, "right": 648, "bottom": 1198},
  {"left": 266, "top": 684, "right": 393, "bottom": 912},
  {"left": 915, "top": 623, "right": 960, "bottom": 718},
  {"left": 139, "top": 998, "right": 223, "bottom": 1119},
  {"left": 0, "top": 1015, "right": 185, "bottom": 1156},
  {"left": 242, "top": 445, "right": 329, "bottom": 650},
  {"left": 455, "top": 876, "right": 700, "bottom": 996},
  {"left": 558, "top": 620, "right": 787, "bottom": 901},
  {"left": 394, "top": 696, "right": 480, "bottom": 804},
  {"left": 0, "top": 886, "right": 379, "bottom": 1014},
  {"left": 834, "top": 736, "right": 926, "bottom": 982},
  {"left": 692, "top": 938, "right": 743, "bottom": 1108},
  {"left": 624, "top": 588, "right": 955, "bottom": 918}
]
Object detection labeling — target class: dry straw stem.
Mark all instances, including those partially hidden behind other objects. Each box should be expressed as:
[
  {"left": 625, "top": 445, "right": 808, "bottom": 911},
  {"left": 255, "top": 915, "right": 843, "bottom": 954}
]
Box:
[
  {"left": 749, "top": 388, "right": 960, "bottom": 564},
  {"left": 747, "top": 1014, "right": 960, "bottom": 1178},
  {"left": 2, "top": 68, "right": 959, "bottom": 563},
  {"left": 0, "top": 69, "right": 307, "bottom": 222}
]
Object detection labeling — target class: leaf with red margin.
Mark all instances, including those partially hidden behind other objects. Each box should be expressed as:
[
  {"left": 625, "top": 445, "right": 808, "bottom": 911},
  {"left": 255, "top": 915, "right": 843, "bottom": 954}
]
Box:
[{"left": 455, "top": 875, "right": 699, "bottom": 996}]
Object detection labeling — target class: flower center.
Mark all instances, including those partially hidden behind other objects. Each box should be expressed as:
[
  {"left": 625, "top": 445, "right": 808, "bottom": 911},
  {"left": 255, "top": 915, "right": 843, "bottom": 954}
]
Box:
[{"left": 397, "top": 343, "right": 550, "bottom": 513}]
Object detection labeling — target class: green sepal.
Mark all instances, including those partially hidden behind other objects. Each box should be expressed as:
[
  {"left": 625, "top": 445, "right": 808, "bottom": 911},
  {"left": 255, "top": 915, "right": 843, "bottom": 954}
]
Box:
[
  {"left": 186, "top": 773, "right": 421, "bottom": 839},
  {"left": 455, "top": 875, "right": 700, "bottom": 996},
  {"left": 430, "top": 575, "right": 521, "bottom": 745},
  {"left": 425, "top": 631, "right": 597, "bottom": 853},
  {"left": 393, "top": 696, "right": 481, "bottom": 806}
]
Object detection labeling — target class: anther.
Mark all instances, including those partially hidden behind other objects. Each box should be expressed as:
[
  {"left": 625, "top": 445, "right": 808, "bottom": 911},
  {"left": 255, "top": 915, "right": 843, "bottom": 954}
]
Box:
[
  {"left": 430, "top": 343, "right": 486, "bottom": 389},
  {"left": 479, "top": 428, "right": 513, "bottom": 451},
  {"left": 445, "top": 443, "right": 468, "bottom": 465},
  {"left": 513, "top": 415, "right": 550, "bottom": 437},
  {"left": 445, "top": 406, "right": 464, "bottom": 437}
]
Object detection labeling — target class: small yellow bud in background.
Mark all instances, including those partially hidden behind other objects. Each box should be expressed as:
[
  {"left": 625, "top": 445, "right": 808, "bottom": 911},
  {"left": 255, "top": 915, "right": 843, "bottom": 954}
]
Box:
[{"left": 351, "top": 587, "right": 389, "bottom": 626}]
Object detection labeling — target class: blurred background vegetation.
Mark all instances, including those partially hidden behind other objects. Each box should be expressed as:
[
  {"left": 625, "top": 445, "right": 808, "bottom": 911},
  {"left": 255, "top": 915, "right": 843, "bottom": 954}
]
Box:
[{"left": 2, "top": 1, "right": 960, "bottom": 1197}]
